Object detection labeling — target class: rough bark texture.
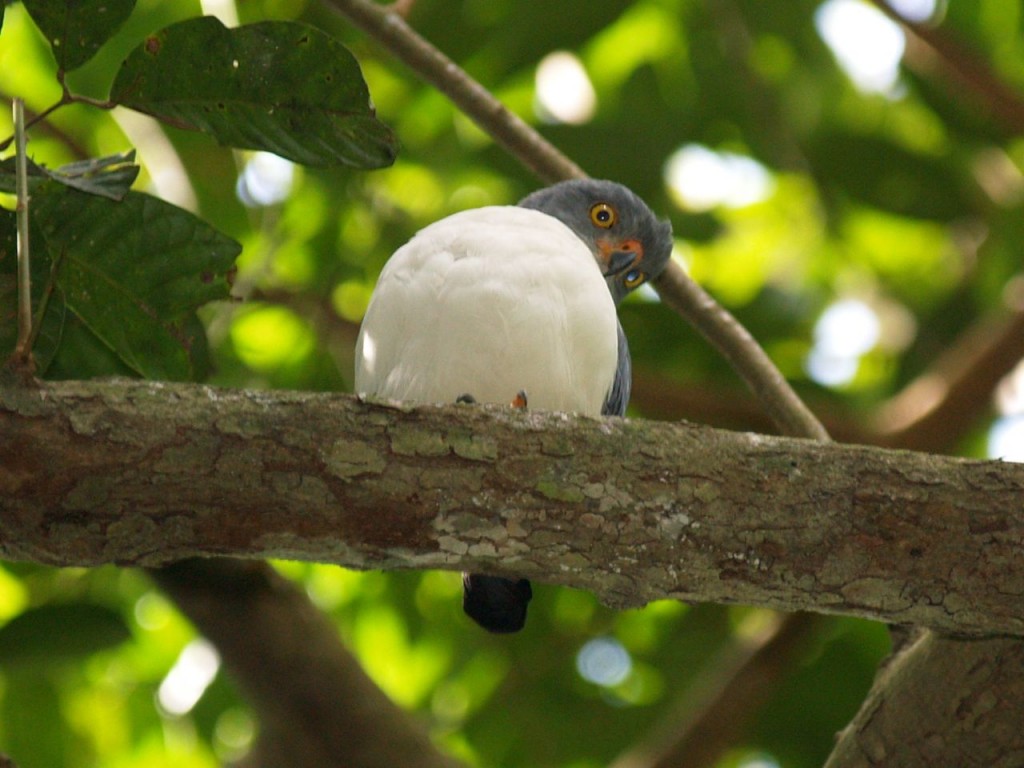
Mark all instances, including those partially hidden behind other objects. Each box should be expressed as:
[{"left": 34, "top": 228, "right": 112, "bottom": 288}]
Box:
[
  {"left": 150, "top": 559, "right": 465, "bottom": 768},
  {"left": 3, "top": 376, "right": 1024, "bottom": 637},
  {"left": 825, "top": 632, "right": 1024, "bottom": 767}
]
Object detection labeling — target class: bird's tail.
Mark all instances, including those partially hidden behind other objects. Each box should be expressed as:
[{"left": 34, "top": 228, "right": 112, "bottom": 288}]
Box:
[{"left": 462, "top": 573, "right": 532, "bottom": 633}]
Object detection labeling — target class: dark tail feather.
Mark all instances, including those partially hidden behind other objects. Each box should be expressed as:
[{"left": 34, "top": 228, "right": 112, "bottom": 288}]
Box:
[{"left": 462, "top": 573, "right": 532, "bottom": 633}]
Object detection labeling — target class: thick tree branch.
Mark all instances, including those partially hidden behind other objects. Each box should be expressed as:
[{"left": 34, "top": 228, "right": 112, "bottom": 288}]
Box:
[
  {"left": 825, "top": 632, "right": 1024, "bottom": 767},
  {"left": 3, "top": 376, "right": 1024, "bottom": 637}
]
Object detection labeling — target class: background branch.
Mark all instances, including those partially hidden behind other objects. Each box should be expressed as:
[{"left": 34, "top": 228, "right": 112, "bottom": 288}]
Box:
[
  {"left": 872, "top": 0, "right": 1024, "bottom": 133},
  {"left": 150, "top": 559, "right": 466, "bottom": 768}
]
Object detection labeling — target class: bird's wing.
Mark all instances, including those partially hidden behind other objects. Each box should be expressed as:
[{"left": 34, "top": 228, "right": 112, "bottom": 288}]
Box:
[
  {"left": 355, "top": 207, "right": 618, "bottom": 416},
  {"left": 602, "top": 319, "right": 631, "bottom": 416}
]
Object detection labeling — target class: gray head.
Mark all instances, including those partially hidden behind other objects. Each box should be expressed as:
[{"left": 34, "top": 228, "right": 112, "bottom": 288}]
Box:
[{"left": 519, "top": 179, "right": 673, "bottom": 304}]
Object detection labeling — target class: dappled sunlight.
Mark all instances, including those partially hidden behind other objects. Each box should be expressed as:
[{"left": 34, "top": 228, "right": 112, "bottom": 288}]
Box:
[
  {"left": 236, "top": 151, "right": 295, "bottom": 208},
  {"left": 664, "top": 144, "right": 774, "bottom": 212},
  {"left": 535, "top": 51, "right": 597, "bottom": 125},
  {"left": 815, "top": 0, "right": 905, "bottom": 95},
  {"left": 157, "top": 640, "right": 221, "bottom": 717},
  {"left": 806, "top": 298, "right": 880, "bottom": 388},
  {"left": 229, "top": 305, "right": 316, "bottom": 372},
  {"left": 576, "top": 636, "right": 632, "bottom": 687}
]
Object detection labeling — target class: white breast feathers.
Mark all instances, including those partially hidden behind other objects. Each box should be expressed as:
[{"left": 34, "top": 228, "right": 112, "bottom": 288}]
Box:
[{"left": 354, "top": 206, "right": 618, "bottom": 417}]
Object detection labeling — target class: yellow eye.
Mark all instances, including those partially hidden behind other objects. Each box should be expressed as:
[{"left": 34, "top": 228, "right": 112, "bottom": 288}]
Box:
[
  {"left": 624, "top": 269, "right": 645, "bottom": 288},
  {"left": 590, "top": 203, "right": 616, "bottom": 228}
]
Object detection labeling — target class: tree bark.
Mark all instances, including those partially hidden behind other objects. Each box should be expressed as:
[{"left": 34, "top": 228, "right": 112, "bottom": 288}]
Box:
[
  {"left": 824, "top": 632, "right": 1024, "bottom": 767},
  {"left": 3, "top": 376, "right": 1024, "bottom": 637}
]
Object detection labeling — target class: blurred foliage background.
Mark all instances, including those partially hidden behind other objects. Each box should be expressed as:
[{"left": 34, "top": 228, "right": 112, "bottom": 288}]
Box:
[{"left": 2, "top": 0, "right": 1024, "bottom": 766}]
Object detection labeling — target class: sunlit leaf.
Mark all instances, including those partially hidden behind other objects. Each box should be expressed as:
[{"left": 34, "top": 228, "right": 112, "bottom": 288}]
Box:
[
  {"left": 110, "top": 17, "right": 398, "bottom": 169},
  {"left": 0, "top": 604, "right": 131, "bottom": 664},
  {"left": 2, "top": 672, "right": 67, "bottom": 766},
  {"left": 22, "top": 0, "right": 136, "bottom": 72},
  {"left": 31, "top": 185, "right": 241, "bottom": 380}
]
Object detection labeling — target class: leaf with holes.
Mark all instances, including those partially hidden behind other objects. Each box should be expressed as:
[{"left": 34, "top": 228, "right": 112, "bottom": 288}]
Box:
[
  {"left": 31, "top": 184, "right": 240, "bottom": 380},
  {"left": 110, "top": 17, "right": 398, "bottom": 168},
  {"left": 22, "top": 0, "right": 136, "bottom": 72}
]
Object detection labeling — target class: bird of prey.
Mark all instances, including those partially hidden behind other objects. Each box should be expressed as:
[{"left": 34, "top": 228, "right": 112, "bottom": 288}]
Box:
[{"left": 354, "top": 178, "right": 673, "bottom": 632}]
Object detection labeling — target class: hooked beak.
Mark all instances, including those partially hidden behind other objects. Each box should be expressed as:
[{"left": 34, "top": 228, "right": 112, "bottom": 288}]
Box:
[{"left": 598, "top": 240, "right": 640, "bottom": 277}]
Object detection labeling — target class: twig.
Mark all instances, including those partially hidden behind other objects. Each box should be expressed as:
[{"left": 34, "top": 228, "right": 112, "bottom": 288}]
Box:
[
  {"left": 0, "top": 86, "right": 115, "bottom": 154},
  {"left": 12, "top": 99, "right": 33, "bottom": 369},
  {"left": 322, "top": 0, "right": 830, "bottom": 441},
  {"left": 0, "top": 97, "right": 67, "bottom": 154}
]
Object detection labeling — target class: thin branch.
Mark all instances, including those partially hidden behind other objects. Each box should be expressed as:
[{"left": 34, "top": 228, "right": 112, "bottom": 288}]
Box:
[
  {"left": 12, "top": 99, "right": 33, "bottom": 370},
  {"left": 0, "top": 87, "right": 116, "bottom": 155},
  {"left": 323, "top": 0, "right": 830, "bottom": 444},
  {"left": 0, "top": 96, "right": 68, "bottom": 154},
  {"left": 653, "top": 265, "right": 830, "bottom": 440}
]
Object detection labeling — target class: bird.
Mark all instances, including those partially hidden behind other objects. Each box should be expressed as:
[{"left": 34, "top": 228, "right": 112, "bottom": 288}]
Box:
[{"left": 354, "top": 179, "right": 673, "bottom": 633}]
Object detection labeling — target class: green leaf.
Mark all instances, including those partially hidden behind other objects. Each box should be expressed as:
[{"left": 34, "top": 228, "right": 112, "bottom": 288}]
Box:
[
  {"left": 110, "top": 17, "right": 398, "bottom": 169},
  {"left": 0, "top": 604, "right": 131, "bottom": 665},
  {"left": 22, "top": 0, "right": 136, "bottom": 72},
  {"left": 0, "top": 152, "right": 139, "bottom": 201},
  {"left": 32, "top": 185, "right": 241, "bottom": 380},
  {"left": 45, "top": 314, "right": 136, "bottom": 380},
  {"left": 0, "top": 207, "right": 65, "bottom": 373},
  {"left": 806, "top": 132, "right": 975, "bottom": 222}
]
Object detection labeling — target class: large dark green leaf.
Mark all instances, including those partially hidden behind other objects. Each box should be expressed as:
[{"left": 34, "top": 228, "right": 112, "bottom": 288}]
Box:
[
  {"left": 0, "top": 604, "right": 131, "bottom": 665},
  {"left": 0, "top": 207, "right": 66, "bottom": 373},
  {"left": 0, "top": 152, "right": 139, "bottom": 201},
  {"left": 31, "top": 185, "right": 241, "bottom": 380},
  {"left": 110, "top": 17, "right": 398, "bottom": 169},
  {"left": 0, "top": 207, "right": 17, "bottom": 360},
  {"left": 22, "top": 0, "right": 136, "bottom": 72}
]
